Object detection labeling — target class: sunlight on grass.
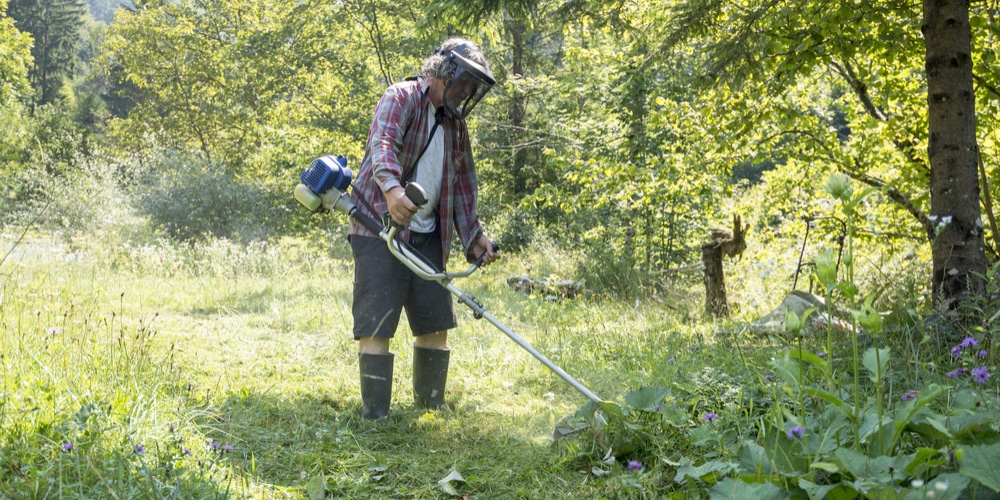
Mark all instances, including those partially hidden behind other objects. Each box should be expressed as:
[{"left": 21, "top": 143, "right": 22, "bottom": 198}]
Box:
[{"left": 5, "top": 225, "right": 998, "bottom": 498}]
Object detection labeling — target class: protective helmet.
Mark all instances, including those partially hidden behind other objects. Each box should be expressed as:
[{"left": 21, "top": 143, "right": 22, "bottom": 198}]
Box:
[{"left": 437, "top": 43, "right": 496, "bottom": 120}]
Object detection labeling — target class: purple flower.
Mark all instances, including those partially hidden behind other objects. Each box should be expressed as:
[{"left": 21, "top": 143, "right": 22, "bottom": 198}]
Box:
[
  {"left": 977, "top": 350, "right": 989, "bottom": 359},
  {"left": 183, "top": 447, "right": 191, "bottom": 456},
  {"left": 209, "top": 440, "right": 220, "bottom": 452},
  {"left": 221, "top": 444, "right": 234, "bottom": 453},
  {"left": 951, "top": 346, "right": 963, "bottom": 358},
  {"left": 973, "top": 366, "right": 990, "bottom": 384},
  {"left": 667, "top": 357, "right": 675, "bottom": 364},
  {"left": 960, "top": 337, "right": 980, "bottom": 349},
  {"left": 900, "top": 391, "right": 917, "bottom": 402},
  {"left": 946, "top": 368, "right": 968, "bottom": 378},
  {"left": 764, "top": 374, "right": 773, "bottom": 381},
  {"left": 134, "top": 444, "right": 145, "bottom": 456},
  {"left": 704, "top": 412, "right": 717, "bottom": 423},
  {"left": 47, "top": 327, "right": 61, "bottom": 335},
  {"left": 653, "top": 404, "right": 661, "bottom": 411},
  {"left": 626, "top": 460, "right": 642, "bottom": 471},
  {"left": 817, "top": 352, "right": 827, "bottom": 359},
  {"left": 787, "top": 425, "right": 805, "bottom": 439},
  {"left": 62, "top": 442, "right": 74, "bottom": 452}
]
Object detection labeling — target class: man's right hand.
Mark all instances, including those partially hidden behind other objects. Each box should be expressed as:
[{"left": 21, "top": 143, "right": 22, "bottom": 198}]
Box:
[{"left": 385, "top": 186, "right": 420, "bottom": 226}]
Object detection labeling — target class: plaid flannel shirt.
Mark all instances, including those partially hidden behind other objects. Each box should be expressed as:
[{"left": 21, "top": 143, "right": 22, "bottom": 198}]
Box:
[{"left": 349, "top": 79, "right": 484, "bottom": 265}]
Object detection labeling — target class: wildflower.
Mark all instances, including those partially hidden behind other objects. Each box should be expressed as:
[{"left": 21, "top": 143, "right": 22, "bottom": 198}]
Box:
[
  {"left": 787, "top": 426, "right": 804, "bottom": 439},
  {"left": 703, "top": 412, "right": 717, "bottom": 423},
  {"left": 221, "top": 444, "right": 234, "bottom": 453},
  {"left": 62, "top": 442, "right": 74, "bottom": 453},
  {"left": 183, "top": 447, "right": 192, "bottom": 456},
  {"left": 134, "top": 444, "right": 145, "bottom": 456},
  {"left": 951, "top": 346, "right": 963, "bottom": 358},
  {"left": 900, "top": 391, "right": 917, "bottom": 402},
  {"left": 209, "top": 441, "right": 220, "bottom": 452},
  {"left": 653, "top": 404, "right": 661, "bottom": 411},
  {"left": 626, "top": 460, "right": 642, "bottom": 472},
  {"left": 667, "top": 356, "right": 675, "bottom": 364},
  {"left": 959, "top": 337, "right": 980, "bottom": 349},
  {"left": 973, "top": 366, "right": 990, "bottom": 384},
  {"left": 817, "top": 352, "right": 827, "bottom": 359},
  {"left": 764, "top": 374, "right": 773, "bottom": 381},
  {"left": 946, "top": 368, "right": 968, "bottom": 378},
  {"left": 977, "top": 350, "right": 988, "bottom": 359},
  {"left": 47, "top": 327, "right": 61, "bottom": 335}
]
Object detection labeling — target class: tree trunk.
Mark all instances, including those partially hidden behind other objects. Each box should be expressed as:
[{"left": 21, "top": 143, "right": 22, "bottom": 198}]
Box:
[
  {"left": 922, "top": 0, "right": 987, "bottom": 316},
  {"left": 702, "top": 243, "right": 729, "bottom": 317}
]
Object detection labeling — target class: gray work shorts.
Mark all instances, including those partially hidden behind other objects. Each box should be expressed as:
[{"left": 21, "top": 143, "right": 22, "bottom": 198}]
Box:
[{"left": 350, "top": 228, "right": 456, "bottom": 339}]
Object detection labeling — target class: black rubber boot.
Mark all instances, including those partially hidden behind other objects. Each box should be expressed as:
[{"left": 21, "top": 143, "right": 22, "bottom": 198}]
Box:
[
  {"left": 413, "top": 345, "right": 450, "bottom": 410},
  {"left": 359, "top": 353, "right": 394, "bottom": 420}
]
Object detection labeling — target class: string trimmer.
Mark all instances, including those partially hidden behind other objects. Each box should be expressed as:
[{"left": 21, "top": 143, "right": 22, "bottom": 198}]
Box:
[{"left": 294, "top": 155, "right": 603, "bottom": 405}]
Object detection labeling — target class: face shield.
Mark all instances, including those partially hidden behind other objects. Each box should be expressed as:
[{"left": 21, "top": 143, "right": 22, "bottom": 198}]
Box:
[{"left": 440, "top": 46, "right": 496, "bottom": 120}]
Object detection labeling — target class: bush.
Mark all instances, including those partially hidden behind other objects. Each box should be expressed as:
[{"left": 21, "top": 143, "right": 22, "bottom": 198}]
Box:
[{"left": 131, "top": 151, "right": 291, "bottom": 242}]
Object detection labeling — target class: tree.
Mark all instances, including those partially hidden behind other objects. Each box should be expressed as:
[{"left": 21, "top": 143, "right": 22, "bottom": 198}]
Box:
[
  {"left": 7, "top": 0, "right": 86, "bottom": 106},
  {"left": 448, "top": 0, "right": 994, "bottom": 319},
  {"left": 0, "top": 0, "right": 33, "bottom": 166},
  {"left": 922, "top": 0, "right": 986, "bottom": 311}
]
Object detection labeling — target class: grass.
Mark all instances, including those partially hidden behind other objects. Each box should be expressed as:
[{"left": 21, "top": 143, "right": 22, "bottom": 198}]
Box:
[
  {"left": 1, "top": 231, "right": 746, "bottom": 498},
  {"left": 5, "top": 222, "right": 996, "bottom": 498}
]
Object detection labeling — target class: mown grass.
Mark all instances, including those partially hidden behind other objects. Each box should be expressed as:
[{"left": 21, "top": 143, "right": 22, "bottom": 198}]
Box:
[{"left": 2, "top": 231, "right": 761, "bottom": 498}]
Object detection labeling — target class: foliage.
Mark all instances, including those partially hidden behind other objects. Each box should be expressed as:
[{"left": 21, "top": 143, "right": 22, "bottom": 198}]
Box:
[
  {"left": 7, "top": 0, "right": 87, "bottom": 105},
  {"left": 129, "top": 150, "right": 293, "bottom": 242},
  {"left": 0, "top": 0, "right": 32, "bottom": 103}
]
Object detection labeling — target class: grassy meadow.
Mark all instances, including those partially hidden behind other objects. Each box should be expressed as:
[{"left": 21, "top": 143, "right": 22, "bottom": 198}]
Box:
[
  {"left": 2, "top": 177, "right": 999, "bottom": 498},
  {"left": 1, "top": 228, "right": 753, "bottom": 498}
]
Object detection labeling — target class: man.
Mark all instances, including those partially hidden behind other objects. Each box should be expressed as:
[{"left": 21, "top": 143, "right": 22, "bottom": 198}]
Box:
[{"left": 348, "top": 38, "right": 499, "bottom": 420}]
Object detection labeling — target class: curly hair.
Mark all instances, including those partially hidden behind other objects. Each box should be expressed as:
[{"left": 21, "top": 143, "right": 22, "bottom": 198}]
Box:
[{"left": 421, "top": 38, "right": 489, "bottom": 84}]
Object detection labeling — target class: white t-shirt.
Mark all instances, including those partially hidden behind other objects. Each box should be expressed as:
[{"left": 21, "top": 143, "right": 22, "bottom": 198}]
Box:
[{"left": 409, "top": 103, "right": 445, "bottom": 233}]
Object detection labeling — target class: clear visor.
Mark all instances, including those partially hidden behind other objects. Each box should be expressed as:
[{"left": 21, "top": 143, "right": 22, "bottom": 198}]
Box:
[{"left": 443, "top": 68, "right": 493, "bottom": 120}]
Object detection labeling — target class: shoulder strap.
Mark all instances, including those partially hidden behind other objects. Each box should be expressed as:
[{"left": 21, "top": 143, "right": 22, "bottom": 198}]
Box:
[{"left": 401, "top": 94, "right": 446, "bottom": 185}]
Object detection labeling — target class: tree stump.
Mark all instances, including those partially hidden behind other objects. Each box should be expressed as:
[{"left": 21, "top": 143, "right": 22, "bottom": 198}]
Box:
[
  {"left": 702, "top": 242, "right": 729, "bottom": 316},
  {"left": 702, "top": 214, "right": 749, "bottom": 317}
]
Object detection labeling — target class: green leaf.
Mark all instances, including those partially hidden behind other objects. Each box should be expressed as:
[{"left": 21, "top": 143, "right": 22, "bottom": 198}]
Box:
[
  {"left": 624, "top": 386, "right": 668, "bottom": 411},
  {"left": 674, "top": 458, "right": 739, "bottom": 484},
  {"left": 802, "top": 386, "right": 852, "bottom": 418},
  {"left": 438, "top": 469, "right": 465, "bottom": 496},
  {"left": 787, "top": 348, "right": 828, "bottom": 370},
  {"left": 306, "top": 473, "right": 326, "bottom": 500},
  {"left": 957, "top": 443, "right": 1000, "bottom": 492},
  {"left": 738, "top": 441, "right": 775, "bottom": 476},
  {"left": 895, "top": 384, "right": 946, "bottom": 433},
  {"left": 772, "top": 354, "right": 803, "bottom": 387},
  {"left": 862, "top": 347, "right": 891, "bottom": 384},
  {"left": 708, "top": 477, "right": 787, "bottom": 500},
  {"left": 798, "top": 479, "right": 840, "bottom": 500},
  {"left": 902, "top": 473, "right": 969, "bottom": 500}
]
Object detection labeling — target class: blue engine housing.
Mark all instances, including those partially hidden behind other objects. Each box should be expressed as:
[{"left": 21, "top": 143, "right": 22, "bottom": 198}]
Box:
[{"left": 301, "top": 155, "right": 352, "bottom": 195}]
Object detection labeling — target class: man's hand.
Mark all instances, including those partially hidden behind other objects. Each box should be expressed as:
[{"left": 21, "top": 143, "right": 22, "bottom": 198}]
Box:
[
  {"left": 385, "top": 186, "right": 420, "bottom": 226},
  {"left": 470, "top": 233, "right": 499, "bottom": 266}
]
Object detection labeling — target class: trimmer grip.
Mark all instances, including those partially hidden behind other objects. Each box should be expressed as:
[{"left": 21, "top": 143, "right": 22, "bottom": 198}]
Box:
[{"left": 405, "top": 182, "right": 428, "bottom": 206}]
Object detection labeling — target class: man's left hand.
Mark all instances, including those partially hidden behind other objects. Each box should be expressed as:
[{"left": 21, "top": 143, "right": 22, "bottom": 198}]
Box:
[{"left": 471, "top": 233, "right": 499, "bottom": 266}]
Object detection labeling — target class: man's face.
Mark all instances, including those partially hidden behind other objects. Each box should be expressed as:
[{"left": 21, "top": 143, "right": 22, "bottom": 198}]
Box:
[{"left": 445, "top": 71, "right": 480, "bottom": 111}]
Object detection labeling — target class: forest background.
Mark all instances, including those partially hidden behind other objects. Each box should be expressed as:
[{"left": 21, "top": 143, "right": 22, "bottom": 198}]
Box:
[{"left": 4, "top": 0, "right": 1000, "bottom": 498}]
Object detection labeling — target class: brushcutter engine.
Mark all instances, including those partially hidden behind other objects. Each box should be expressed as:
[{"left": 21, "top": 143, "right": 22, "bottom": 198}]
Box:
[{"left": 294, "top": 155, "right": 356, "bottom": 216}]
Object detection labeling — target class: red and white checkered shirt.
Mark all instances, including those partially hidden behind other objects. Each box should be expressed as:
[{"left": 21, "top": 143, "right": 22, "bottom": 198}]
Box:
[{"left": 348, "top": 79, "right": 484, "bottom": 265}]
